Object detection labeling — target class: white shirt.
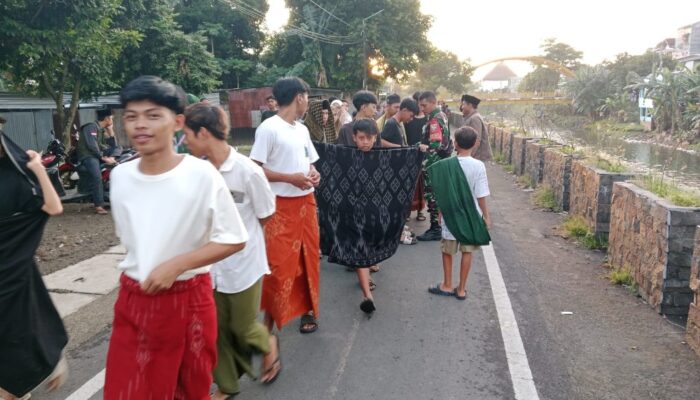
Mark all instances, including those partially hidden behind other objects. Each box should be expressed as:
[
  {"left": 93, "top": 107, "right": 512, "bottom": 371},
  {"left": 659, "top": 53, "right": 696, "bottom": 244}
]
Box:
[
  {"left": 110, "top": 155, "right": 249, "bottom": 282},
  {"left": 211, "top": 147, "right": 276, "bottom": 294},
  {"left": 249, "top": 114, "right": 319, "bottom": 197},
  {"left": 442, "top": 156, "right": 490, "bottom": 241}
]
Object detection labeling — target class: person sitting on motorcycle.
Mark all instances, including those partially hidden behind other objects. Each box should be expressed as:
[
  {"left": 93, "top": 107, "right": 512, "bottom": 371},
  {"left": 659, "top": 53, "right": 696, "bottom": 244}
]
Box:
[{"left": 77, "top": 108, "right": 116, "bottom": 214}]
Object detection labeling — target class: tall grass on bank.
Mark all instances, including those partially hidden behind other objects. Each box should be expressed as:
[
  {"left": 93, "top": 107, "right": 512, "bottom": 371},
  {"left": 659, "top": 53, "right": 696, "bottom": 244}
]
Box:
[
  {"left": 562, "top": 216, "right": 608, "bottom": 250},
  {"left": 636, "top": 175, "right": 700, "bottom": 207}
]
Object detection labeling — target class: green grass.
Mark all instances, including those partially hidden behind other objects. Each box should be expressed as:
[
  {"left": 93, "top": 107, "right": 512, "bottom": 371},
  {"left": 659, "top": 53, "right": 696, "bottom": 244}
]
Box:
[
  {"left": 592, "top": 156, "right": 628, "bottom": 173},
  {"left": 559, "top": 145, "right": 585, "bottom": 157},
  {"left": 636, "top": 175, "right": 700, "bottom": 207},
  {"left": 493, "top": 151, "right": 506, "bottom": 164},
  {"left": 536, "top": 138, "right": 560, "bottom": 146},
  {"left": 562, "top": 216, "right": 608, "bottom": 250},
  {"left": 503, "top": 164, "right": 514, "bottom": 173},
  {"left": 533, "top": 185, "right": 557, "bottom": 210},
  {"left": 517, "top": 175, "right": 535, "bottom": 188},
  {"left": 607, "top": 265, "right": 638, "bottom": 294},
  {"left": 588, "top": 120, "right": 645, "bottom": 135}
]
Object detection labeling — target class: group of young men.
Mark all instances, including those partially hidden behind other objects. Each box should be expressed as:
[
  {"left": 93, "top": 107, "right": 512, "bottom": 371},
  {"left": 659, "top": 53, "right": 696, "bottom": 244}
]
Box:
[{"left": 1, "top": 71, "right": 494, "bottom": 399}]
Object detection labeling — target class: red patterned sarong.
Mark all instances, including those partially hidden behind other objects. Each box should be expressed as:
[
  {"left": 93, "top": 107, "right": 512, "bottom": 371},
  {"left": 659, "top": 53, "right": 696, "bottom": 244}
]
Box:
[
  {"left": 262, "top": 193, "right": 320, "bottom": 330},
  {"left": 411, "top": 172, "right": 426, "bottom": 212},
  {"left": 104, "top": 273, "right": 217, "bottom": 400}
]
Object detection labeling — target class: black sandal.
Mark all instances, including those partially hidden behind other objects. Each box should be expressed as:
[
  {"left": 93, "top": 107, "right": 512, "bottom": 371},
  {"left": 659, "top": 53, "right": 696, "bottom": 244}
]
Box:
[
  {"left": 360, "top": 298, "right": 376, "bottom": 314},
  {"left": 299, "top": 314, "right": 318, "bottom": 334}
]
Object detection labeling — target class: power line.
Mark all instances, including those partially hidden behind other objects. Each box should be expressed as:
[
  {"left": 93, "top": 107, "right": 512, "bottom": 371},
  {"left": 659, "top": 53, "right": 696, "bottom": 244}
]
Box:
[{"left": 307, "top": 0, "right": 351, "bottom": 28}]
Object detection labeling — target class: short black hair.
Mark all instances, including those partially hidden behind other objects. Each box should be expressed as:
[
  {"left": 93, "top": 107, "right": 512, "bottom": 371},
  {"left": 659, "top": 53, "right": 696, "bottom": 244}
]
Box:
[
  {"left": 120, "top": 76, "right": 187, "bottom": 114},
  {"left": 418, "top": 91, "right": 437, "bottom": 103},
  {"left": 272, "top": 77, "right": 310, "bottom": 107},
  {"left": 386, "top": 94, "right": 401, "bottom": 105},
  {"left": 352, "top": 90, "right": 378, "bottom": 111},
  {"left": 96, "top": 108, "right": 113, "bottom": 121},
  {"left": 454, "top": 126, "right": 478, "bottom": 150},
  {"left": 322, "top": 99, "right": 331, "bottom": 111},
  {"left": 184, "top": 103, "right": 229, "bottom": 141},
  {"left": 328, "top": 96, "right": 338, "bottom": 104},
  {"left": 412, "top": 91, "right": 422, "bottom": 102},
  {"left": 399, "top": 98, "right": 419, "bottom": 114},
  {"left": 352, "top": 119, "right": 378, "bottom": 136},
  {"left": 266, "top": 95, "right": 275, "bottom": 101}
]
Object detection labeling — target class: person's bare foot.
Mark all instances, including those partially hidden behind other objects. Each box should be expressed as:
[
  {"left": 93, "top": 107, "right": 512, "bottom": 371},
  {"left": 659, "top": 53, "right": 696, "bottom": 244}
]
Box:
[
  {"left": 260, "top": 334, "right": 281, "bottom": 384},
  {"left": 211, "top": 389, "right": 236, "bottom": 399},
  {"left": 0, "top": 386, "right": 18, "bottom": 400},
  {"left": 46, "top": 356, "right": 68, "bottom": 391},
  {"left": 95, "top": 206, "right": 109, "bottom": 215}
]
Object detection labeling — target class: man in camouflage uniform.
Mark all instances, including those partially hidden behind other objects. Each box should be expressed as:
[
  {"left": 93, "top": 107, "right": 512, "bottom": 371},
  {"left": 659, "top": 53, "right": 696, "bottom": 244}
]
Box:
[{"left": 417, "top": 91, "right": 453, "bottom": 241}]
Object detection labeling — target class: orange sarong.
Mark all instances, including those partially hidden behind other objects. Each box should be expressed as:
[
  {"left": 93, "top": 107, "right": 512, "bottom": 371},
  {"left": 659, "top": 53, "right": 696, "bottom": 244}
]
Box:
[{"left": 262, "top": 193, "right": 320, "bottom": 330}]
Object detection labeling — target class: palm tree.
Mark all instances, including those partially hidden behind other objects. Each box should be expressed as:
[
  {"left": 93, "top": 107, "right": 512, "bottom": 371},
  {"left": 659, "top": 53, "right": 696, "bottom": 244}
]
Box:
[{"left": 562, "top": 66, "right": 613, "bottom": 120}]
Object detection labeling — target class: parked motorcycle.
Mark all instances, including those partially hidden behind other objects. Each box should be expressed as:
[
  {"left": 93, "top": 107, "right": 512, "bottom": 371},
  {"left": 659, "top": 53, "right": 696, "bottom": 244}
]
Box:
[{"left": 40, "top": 131, "right": 66, "bottom": 197}]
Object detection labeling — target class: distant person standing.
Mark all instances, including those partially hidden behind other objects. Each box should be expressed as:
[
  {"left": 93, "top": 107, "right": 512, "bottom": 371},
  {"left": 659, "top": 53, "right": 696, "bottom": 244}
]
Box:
[
  {"left": 336, "top": 91, "right": 380, "bottom": 147},
  {"left": 380, "top": 98, "right": 419, "bottom": 148},
  {"left": 405, "top": 91, "right": 428, "bottom": 221},
  {"left": 261, "top": 95, "right": 278, "bottom": 123},
  {"left": 76, "top": 108, "right": 116, "bottom": 214},
  {"left": 376, "top": 93, "right": 401, "bottom": 132},
  {"left": 417, "top": 91, "right": 453, "bottom": 241},
  {"left": 461, "top": 94, "right": 492, "bottom": 161}
]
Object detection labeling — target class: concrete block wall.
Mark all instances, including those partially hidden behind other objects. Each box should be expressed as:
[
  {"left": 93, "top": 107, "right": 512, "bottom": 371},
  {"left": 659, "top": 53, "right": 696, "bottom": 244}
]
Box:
[
  {"left": 609, "top": 182, "right": 700, "bottom": 316},
  {"left": 542, "top": 148, "right": 573, "bottom": 211},
  {"left": 569, "top": 160, "right": 635, "bottom": 236},
  {"left": 525, "top": 141, "right": 548, "bottom": 185},
  {"left": 688, "top": 229, "right": 700, "bottom": 354},
  {"left": 511, "top": 136, "right": 533, "bottom": 176}
]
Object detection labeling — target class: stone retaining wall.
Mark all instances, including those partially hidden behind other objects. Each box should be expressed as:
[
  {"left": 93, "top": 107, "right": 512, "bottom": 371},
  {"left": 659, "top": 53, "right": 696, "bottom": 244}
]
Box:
[
  {"left": 688, "top": 229, "right": 700, "bottom": 355},
  {"left": 542, "top": 148, "right": 573, "bottom": 211},
  {"left": 511, "top": 136, "right": 533, "bottom": 175},
  {"left": 608, "top": 182, "right": 700, "bottom": 316},
  {"left": 569, "top": 160, "right": 635, "bottom": 235},
  {"left": 493, "top": 127, "right": 504, "bottom": 156},
  {"left": 525, "top": 141, "right": 548, "bottom": 185}
]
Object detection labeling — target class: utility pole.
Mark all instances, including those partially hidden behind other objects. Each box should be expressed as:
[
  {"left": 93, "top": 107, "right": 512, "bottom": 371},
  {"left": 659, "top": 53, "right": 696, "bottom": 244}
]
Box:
[{"left": 361, "top": 9, "right": 384, "bottom": 90}]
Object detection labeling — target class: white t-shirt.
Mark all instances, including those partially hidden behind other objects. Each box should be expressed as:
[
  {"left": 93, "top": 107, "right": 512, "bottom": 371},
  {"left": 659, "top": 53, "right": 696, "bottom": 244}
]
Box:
[
  {"left": 110, "top": 155, "right": 249, "bottom": 282},
  {"left": 249, "top": 114, "right": 320, "bottom": 197},
  {"left": 211, "top": 147, "right": 276, "bottom": 294},
  {"left": 442, "top": 156, "right": 490, "bottom": 241}
]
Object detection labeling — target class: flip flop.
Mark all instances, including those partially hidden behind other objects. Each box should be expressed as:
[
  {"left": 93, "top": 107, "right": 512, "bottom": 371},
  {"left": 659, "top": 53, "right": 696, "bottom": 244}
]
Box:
[
  {"left": 261, "top": 335, "right": 282, "bottom": 385},
  {"left": 299, "top": 314, "right": 318, "bottom": 334},
  {"left": 453, "top": 289, "right": 467, "bottom": 300},
  {"left": 360, "top": 298, "right": 376, "bottom": 314},
  {"left": 428, "top": 284, "right": 454, "bottom": 297}
]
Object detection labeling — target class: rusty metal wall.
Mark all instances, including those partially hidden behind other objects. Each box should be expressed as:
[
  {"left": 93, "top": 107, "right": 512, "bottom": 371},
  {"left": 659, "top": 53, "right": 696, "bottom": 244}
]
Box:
[{"left": 0, "top": 110, "right": 54, "bottom": 150}]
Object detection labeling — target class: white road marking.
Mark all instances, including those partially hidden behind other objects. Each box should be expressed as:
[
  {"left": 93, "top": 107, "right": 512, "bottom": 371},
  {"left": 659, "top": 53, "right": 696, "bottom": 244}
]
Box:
[
  {"left": 328, "top": 317, "right": 361, "bottom": 399},
  {"left": 64, "top": 368, "right": 104, "bottom": 400},
  {"left": 483, "top": 244, "right": 540, "bottom": 400}
]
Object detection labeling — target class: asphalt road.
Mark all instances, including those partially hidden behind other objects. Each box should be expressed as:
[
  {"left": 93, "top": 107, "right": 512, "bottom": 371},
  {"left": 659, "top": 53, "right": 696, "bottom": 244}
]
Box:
[{"left": 31, "top": 163, "right": 700, "bottom": 400}]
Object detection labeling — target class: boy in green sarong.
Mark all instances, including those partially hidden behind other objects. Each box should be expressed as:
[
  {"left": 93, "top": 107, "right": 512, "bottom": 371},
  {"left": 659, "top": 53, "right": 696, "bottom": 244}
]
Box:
[{"left": 427, "top": 126, "right": 491, "bottom": 300}]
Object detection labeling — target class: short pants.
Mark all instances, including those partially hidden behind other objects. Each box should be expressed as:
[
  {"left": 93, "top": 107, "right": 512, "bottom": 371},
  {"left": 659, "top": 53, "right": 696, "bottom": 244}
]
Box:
[{"left": 440, "top": 239, "right": 480, "bottom": 254}]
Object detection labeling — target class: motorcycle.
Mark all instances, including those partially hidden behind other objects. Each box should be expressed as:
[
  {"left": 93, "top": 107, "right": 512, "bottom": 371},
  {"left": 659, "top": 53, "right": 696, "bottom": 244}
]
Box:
[{"left": 40, "top": 131, "right": 67, "bottom": 197}]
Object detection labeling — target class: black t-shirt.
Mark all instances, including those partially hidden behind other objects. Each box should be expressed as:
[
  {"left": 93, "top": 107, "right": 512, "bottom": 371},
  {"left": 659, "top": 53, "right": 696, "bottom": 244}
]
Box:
[
  {"left": 381, "top": 118, "right": 404, "bottom": 146},
  {"left": 405, "top": 115, "right": 427, "bottom": 145},
  {"left": 261, "top": 110, "right": 277, "bottom": 122},
  {"left": 0, "top": 157, "right": 43, "bottom": 218}
]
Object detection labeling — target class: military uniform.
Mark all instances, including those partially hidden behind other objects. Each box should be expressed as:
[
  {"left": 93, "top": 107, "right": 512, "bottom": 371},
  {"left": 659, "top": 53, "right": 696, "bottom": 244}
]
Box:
[{"left": 420, "top": 108, "right": 453, "bottom": 235}]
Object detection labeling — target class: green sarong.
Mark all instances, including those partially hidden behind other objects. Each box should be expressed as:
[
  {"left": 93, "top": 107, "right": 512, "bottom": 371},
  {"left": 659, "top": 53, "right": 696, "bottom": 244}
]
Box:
[{"left": 427, "top": 157, "right": 491, "bottom": 245}]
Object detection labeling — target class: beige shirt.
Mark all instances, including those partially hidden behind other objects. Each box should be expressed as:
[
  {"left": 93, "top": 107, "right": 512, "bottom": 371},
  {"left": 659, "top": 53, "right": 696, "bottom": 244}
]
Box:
[{"left": 463, "top": 111, "right": 492, "bottom": 161}]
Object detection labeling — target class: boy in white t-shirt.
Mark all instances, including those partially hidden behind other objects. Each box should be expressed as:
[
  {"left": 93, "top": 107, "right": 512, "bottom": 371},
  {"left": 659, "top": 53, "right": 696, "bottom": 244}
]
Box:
[
  {"left": 183, "top": 103, "right": 280, "bottom": 398},
  {"left": 428, "top": 126, "right": 491, "bottom": 300},
  {"left": 104, "top": 76, "right": 249, "bottom": 400}
]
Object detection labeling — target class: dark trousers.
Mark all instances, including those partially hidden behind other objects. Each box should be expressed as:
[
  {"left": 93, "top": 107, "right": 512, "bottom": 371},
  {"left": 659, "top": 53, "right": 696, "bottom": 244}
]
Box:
[{"left": 80, "top": 157, "right": 104, "bottom": 207}]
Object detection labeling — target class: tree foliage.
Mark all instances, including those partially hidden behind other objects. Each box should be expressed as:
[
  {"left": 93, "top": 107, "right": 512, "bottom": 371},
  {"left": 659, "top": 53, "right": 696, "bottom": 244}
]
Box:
[
  {"left": 0, "top": 0, "right": 140, "bottom": 142},
  {"left": 562, "top": 66, "right": 614, "bottom": 120},
  {"left": 410, "top": 49, "right": 473, "bottom": 95},
  {"left": 519, "top": 38, "right": 583, "bottom": 93},
  {"left": 113, "top": 0, "right": 221, "bottom": 95},
  {"left": 263, "top": 0, "right": 433, "bottom": 90}
]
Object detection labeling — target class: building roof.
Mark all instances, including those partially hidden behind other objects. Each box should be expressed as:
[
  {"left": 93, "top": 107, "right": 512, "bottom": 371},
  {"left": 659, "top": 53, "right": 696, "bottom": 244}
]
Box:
[{"left": 482, "top": 62, "right": 518, "bottom": 81}]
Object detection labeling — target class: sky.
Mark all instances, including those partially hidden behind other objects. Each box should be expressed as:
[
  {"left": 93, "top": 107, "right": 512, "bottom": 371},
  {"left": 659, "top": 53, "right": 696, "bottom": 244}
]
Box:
[{"left": 264, "top": 0, "right": 700, "bottom": 79}]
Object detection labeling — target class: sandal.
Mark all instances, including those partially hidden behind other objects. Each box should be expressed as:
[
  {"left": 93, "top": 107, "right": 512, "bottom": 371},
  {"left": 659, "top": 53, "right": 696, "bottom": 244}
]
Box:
[
  {"left": 428, "top": 283, "right": 454, "bottom": 297},
  {"left": 360, "top": 298, "right": 376, "bottom": 314},
  {"left": 299, "top": 313, "right": 318, "bottom": 334},
  {"left": 453, "top": 289, "right": 467, "bottom": 301},
  {"left": 261, "top": 335, "right": 282, "bottom": 384},
  {"left": 369, "top": 264, "right": 380, "bottom": 273},
  {"left": 416, "top": 212, "right": 426, "bottom": 221},
  {"left": 369, "top": 280, "right": 376, "bottom": 291},
  {"left": 95, "top": 206, "right": 109, "bottom": 215}
]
